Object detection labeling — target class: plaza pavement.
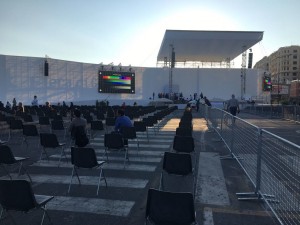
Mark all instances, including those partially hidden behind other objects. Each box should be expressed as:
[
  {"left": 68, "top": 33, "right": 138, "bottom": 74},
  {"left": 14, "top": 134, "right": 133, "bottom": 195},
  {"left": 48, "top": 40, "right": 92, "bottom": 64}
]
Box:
[{"left": 0, "top": 110, "right": 278, "bottom": 225}]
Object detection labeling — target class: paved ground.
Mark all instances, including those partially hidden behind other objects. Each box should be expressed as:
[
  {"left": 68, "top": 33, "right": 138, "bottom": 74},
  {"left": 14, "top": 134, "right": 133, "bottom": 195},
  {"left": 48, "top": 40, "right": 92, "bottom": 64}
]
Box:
[{"left": 0, "top": 110, "right": 288, "bottom": 225}]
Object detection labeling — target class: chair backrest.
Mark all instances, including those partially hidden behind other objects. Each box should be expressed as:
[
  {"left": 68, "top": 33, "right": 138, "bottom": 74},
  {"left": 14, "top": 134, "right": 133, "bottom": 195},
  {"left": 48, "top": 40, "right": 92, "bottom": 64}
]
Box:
[
  {"left": 10, "top": 119, "right": 23, "bottom": 130},
  {"left": 105, "top": 117, "right": 116, "bottom": 126},
  {"left": 23, "top": 124, "right": 39, "bottom": 136},
  {"left": 121, "top": 126, "right": 136, "bottom": 139},
  {"left": 163, "top": 152, "right": 193, "bottom": 176},
  {"left": 51, "top": 120, "right": 65, "bottom": 130},
  {"left": 134, "top": 121, "right": 146, "bottom": 132},
  {"left": 173, "top": 135, "right": 195, "bottom": 153},
  {"left": 23, "top": 114, "right": 33, "bottom": 122},
  {"left": 145, "top": 188, "right": 196, "bottom": 225},
  {"left": 104, "top": 133, "right": 124, "bottom": 149},
  {"left": 91, "top": 120, "right": 104, "bottom": 131},
  {"left": 71, "top": 147, "right": 98, "bottom": 168},
  {"left": 0, "top": 145, "right": 16, "bottom": 164},
  {"left": 176, "top": 127, "right": 192, "bottom": 137},
  {"left": 39, "top": 116, "right": 50, "bottom": 125},
  {"left": 40, "top": 133, "right": 59, "bottom": 147},
  {"left": 0, "top": 180, "right": 36, "bottom": 212},
  {"left": 72, "top": 126, "right": 89, "bottom": 147}
]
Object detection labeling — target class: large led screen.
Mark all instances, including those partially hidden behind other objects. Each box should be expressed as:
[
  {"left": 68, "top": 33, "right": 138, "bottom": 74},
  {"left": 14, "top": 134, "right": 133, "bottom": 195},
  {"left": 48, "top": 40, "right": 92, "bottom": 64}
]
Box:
[{"left": 98, "top": 71, "right": 135, "bottom": 94}]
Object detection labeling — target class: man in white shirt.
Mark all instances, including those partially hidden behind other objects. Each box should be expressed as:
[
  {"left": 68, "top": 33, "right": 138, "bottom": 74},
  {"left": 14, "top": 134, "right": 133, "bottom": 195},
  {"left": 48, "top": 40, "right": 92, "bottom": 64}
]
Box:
[
  {"left": 227, "top": 94, "right": 240, "bottom": 116},
  {"left": 31, "top": 95, "right": 38, "bottom": 106}
]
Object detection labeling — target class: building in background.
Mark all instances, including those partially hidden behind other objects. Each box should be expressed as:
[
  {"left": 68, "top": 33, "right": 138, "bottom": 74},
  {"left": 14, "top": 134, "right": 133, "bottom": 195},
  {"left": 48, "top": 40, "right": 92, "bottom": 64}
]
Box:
[{"left": 254, "top": 45, "right": 300, "bottom": 103}]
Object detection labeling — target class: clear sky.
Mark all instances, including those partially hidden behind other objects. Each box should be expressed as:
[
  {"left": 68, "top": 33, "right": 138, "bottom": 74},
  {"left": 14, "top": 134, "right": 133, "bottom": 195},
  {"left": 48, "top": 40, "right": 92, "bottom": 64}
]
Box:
[{"left": 0, "top": 0, "right": 299, "bottom": 67}]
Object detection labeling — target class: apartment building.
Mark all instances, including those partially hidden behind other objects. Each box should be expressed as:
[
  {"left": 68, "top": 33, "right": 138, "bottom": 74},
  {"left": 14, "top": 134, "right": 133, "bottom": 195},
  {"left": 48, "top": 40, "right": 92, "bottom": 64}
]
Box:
[{"left": 254, "top": 45, "right": 300, "bottom": 84}]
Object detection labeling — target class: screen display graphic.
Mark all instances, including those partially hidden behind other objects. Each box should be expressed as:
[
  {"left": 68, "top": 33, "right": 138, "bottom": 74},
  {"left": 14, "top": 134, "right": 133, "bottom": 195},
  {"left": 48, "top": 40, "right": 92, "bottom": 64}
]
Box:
[{"left": 98, "top": 71, "right": 135, "bottom": 94}]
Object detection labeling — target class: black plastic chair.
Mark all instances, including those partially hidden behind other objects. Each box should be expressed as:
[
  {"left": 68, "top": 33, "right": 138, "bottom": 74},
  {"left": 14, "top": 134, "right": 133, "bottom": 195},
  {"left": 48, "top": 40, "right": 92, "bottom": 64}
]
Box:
[
  {"left": 39, "top": 116, "right": 50, "bottom": 132},
  {"left": 173, "top": 135, "right": 196, "bottom": 166},
  {"left": 104, "top": 133, "right": 128, "bottom": 168},
  {"left": 23, "top": 124, "right": 39, "bottom": 147},
  {"left": 0, "top": 179, "right": 54, "bottom": 225},
  {"left": 134, "top": 121, "right": 148, "bottom": 142},
  {"left": 176, "top": 127, "right": 193, "bottom": 137},
  {"left": 105, "top": 117, "right": 116, "bottom": 133},
  {"left": 8, "top": 119, "right": 23, "bottom": 142},
  {"left": 159, "top": 152, "right": 195, "bottom": 195},
  {"left": 90, "top": 120, "right": 104, "bottom": 139},
  {"left": 68, "top": 147, "right": 107, "bottom": 195},
  {"left": 0, "top": 145, "right": 32, "bottom": 183},
  {"left": 40, "top": 133, "right": 67, "bottom": 166},
  {"left": 51, "top": 120, "right": 67, "bottom": 141},
  {"left": 145, "top": 188, "right": 198, "bottom": 225},
  {"left": 121, "top": 126, "right": 139, "bottom": 152}
]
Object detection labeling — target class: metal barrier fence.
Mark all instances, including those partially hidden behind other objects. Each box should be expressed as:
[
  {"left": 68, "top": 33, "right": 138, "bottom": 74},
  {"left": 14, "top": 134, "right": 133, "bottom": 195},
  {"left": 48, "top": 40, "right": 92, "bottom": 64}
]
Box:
[
  {"left": 202, "top": 104, "right": 300, "bottom": 225},
  {"left": 243, "top": 104, "right": 300, "bottom": 122}
]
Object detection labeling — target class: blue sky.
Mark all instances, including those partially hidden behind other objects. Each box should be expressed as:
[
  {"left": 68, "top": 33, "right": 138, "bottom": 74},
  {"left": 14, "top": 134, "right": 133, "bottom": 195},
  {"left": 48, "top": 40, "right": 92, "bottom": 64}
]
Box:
[{"left": 1, "top": 0, "right": 299, "bottom": 67}]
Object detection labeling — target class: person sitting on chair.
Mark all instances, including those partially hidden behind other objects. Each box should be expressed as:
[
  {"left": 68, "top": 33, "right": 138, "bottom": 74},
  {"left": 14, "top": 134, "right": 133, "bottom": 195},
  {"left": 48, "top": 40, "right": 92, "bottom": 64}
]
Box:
[
  {"left": 69, "top": 109, "right": 88, "bottom": 147},
  {"left": 114, "top": 109, "right": 132, "bottom": 145}
]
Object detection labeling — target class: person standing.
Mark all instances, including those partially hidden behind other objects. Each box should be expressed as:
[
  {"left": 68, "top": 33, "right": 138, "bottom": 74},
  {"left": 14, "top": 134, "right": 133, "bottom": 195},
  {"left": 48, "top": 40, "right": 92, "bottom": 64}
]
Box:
[
  {"left": 227, "top": 94, "right": 240, "bottom": 116},
  {"left": 204, "top": 96, "right": 212, "bottom": 107},
  {"left": 196, "top": 98, "right": 200, "bottom": 112},
  {"left": 31, "top": 95, "right": 38, "bottom": 106}
]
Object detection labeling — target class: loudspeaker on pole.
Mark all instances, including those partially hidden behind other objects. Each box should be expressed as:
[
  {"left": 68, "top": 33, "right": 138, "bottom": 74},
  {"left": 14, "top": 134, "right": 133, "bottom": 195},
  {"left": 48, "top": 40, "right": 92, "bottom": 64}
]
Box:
[
  {"left": 44, "top": 60, "right": 49, "bottom": 76},
  {"left": 248, "top": 52, "right": 253, "bottom": 68}
]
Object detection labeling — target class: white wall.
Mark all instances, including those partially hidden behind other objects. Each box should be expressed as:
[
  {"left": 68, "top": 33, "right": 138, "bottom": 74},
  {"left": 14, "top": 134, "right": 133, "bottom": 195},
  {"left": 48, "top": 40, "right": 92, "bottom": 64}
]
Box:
[{"left": 0, "top": 54, "right": 262, "bottom": 106}]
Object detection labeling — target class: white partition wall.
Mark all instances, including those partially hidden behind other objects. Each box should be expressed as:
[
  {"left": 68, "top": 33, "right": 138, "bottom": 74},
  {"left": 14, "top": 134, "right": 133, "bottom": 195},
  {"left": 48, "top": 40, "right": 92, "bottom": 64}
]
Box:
[{"left": 0, "top": 54, "right": 261, "bottom": 106}]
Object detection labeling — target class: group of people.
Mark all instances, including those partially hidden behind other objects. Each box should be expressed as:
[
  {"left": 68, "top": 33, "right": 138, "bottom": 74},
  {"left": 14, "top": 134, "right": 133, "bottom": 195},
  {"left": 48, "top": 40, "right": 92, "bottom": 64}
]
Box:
[
  {"left": 185, "top": 94, "right": 240, "bottom": 117},
  {"left": 68, "top": 107, "right": 132, "bottom": 147}
]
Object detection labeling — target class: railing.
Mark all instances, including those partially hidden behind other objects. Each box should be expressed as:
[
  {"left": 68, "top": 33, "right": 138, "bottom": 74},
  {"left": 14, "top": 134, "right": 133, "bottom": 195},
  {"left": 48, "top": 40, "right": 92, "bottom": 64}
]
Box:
[
  {"left": 201, "top": 104, "right": 300, "bottom": 225},
  {"left": 243, "top": 104, "right": 300, "bottom": 122}
]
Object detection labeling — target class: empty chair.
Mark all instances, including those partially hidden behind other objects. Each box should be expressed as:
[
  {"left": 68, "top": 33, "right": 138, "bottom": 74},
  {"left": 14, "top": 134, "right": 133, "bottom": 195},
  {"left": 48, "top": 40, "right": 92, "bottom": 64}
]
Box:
[
  {"left": 68, "top": 147, "right": 107, "bottom": 195},
  {"left": 145, "top": 188, "right": 198, "bottom": 225},
  {"left": 104, "top": 133, "right": 128, "bottom": 168},
  {"left": 8, "top": 119, "right": 23, "bottom": 142},
  {"left": 0, "top": 179, "right": 54, "bottom": 225},
  {"left": 173, "top": 135, "right": 196, "bottom": 166},
  {"left": 134, "top": 121, "right": 148, "bottom": 142},
  {"left": 23, "top": 114, "right": 34, "bottom": 123},
  {"left": 0, "top": 145, "right": 32, "bottom": 183},
  {"left": 51, "top": 120, "right": 67, "bottom": 141},
  {"left": 105, "top": 117, "right": 116, "bottom": 133},
  {"left": 176, "top": 127, "right": 193, "bottom": 137},
  {"left": 39, "top": 116, "right": 50, "bottom": 132},
  {"left": 121, "top": 126, "right": 139, "bottom": 152},
  {"left": 40, "top": 133, "right": 67, "bottom": 165},
  {"left": 90, "top": 120, "right": 104, "bottom": 139},
  {"left": 159, "top": 152, "right": 194, "bottom": 195},
  {"left": 22, "top": 124, "right": 39, "bottom": 147}
]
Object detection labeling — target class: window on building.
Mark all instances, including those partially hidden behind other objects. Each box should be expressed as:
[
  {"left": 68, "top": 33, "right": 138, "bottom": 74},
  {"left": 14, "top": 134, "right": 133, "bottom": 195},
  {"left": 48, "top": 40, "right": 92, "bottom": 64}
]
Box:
[
  {"left": 293, "top": 55, "right": 297, "bottom": 59},
  {"left": 293, "top": 49, "right": 298, "bottom": 53},
  {"left": 293, "top": 73, "right": 297, "bottom": 76},
  {"left": 293, "top": 61, "right": 297, "bottom": 64},
  {"left": 293, "top": 67, "right": 297, "bottom": 70}
]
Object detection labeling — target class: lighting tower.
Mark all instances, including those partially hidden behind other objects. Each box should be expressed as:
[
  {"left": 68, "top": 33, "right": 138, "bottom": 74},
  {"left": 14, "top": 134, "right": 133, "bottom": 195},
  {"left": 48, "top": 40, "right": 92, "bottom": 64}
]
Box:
[{"left": 241, "top": 46, "right": 247, "bottom": 99}]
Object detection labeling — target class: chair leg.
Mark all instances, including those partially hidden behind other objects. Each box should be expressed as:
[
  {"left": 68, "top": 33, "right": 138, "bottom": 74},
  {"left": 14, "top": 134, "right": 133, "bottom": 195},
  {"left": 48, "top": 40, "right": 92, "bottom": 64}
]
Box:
[
  {"left": 1, "top": 164, "right": 12, "bottom": 179},
  {"left": 97, "top": 167, "right": 107, "bottom": 195},
  {"left": 40, "top": 207, "right": 53, "bottom": 225},
  {"left": 159, "top": 173, "right": 162, "bottom": 190},
  {"left": 68, "top": 166, "right": 80, "bottom": 194},
  {"left": 40, "top": 147, "right": 49, "bottom": 161},
  {"left": 1, "top": 210, "right": 18, "bottom": 225},
  {"left": 123, "top": 147, "right": 129, "bottom": 168},
  {"left": 18, "top": 163, "right": 33, "bottom": 183}
]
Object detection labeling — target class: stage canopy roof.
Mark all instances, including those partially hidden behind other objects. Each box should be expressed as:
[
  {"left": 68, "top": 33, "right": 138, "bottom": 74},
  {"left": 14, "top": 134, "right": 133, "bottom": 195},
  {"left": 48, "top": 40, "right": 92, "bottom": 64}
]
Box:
[{"left": 157, "top": 30, "right": 264, "bottom": 63}]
